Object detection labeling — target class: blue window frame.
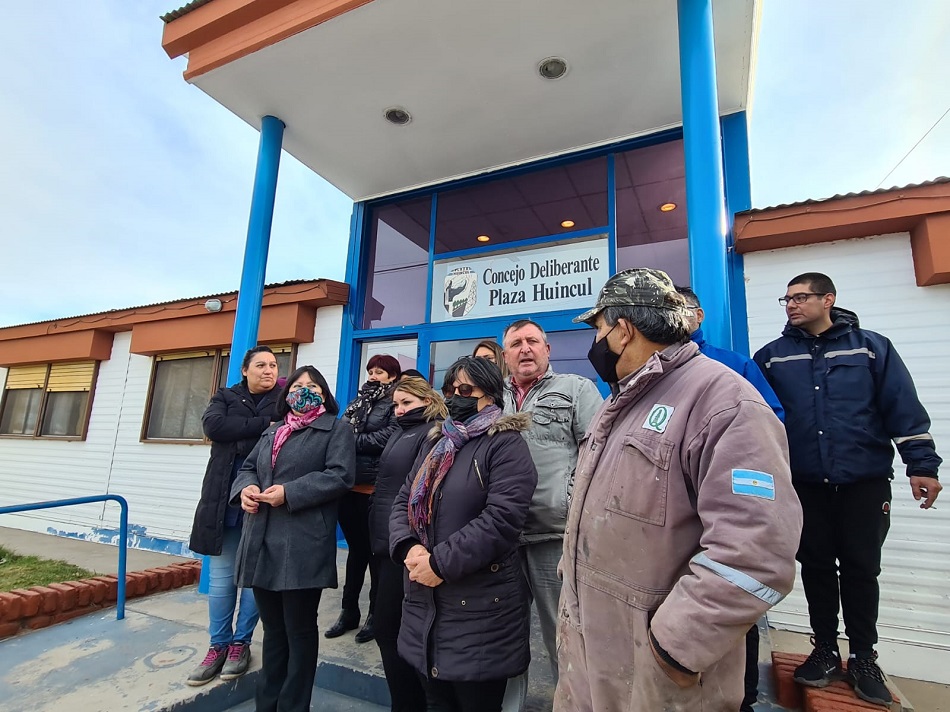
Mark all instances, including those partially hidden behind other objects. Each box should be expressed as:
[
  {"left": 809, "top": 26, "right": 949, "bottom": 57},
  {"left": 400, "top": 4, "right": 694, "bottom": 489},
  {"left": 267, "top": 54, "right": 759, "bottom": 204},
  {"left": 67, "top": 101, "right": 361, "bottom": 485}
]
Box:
[{"left": 336, "top": 128, "right": 698, "bottom": 404}]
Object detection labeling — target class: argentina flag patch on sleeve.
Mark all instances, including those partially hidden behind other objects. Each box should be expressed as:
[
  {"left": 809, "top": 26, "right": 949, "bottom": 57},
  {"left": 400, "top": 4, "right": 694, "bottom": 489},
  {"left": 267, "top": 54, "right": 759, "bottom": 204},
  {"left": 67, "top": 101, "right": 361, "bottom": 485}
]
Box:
[{"left": 731, "top": 470, "right": 775, "bottom": 500}]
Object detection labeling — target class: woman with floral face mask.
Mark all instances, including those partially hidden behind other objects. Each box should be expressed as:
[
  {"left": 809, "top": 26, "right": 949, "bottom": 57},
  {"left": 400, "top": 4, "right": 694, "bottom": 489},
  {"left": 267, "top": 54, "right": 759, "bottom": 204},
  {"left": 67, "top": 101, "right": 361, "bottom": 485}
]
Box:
[{"left": 230, "top": 366, "right": 355, "bottom": 712}]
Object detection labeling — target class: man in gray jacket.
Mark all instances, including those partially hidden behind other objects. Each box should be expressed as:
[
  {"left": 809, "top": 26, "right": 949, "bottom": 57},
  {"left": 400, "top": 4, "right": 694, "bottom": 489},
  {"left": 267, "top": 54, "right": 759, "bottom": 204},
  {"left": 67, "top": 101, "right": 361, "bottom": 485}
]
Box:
[
  {"left": 501, "top": 319, "right": 603, "bottom": 703},
  {"left": 556, "top": 269, "right": 802, "bottom": 711}
]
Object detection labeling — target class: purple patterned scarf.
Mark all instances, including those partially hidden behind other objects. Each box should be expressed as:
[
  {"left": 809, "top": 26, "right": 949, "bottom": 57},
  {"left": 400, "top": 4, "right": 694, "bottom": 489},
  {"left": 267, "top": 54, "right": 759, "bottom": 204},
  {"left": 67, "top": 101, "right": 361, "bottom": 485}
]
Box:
[{"left": 408, "top": 405, "right": 503, "bottom": 548}]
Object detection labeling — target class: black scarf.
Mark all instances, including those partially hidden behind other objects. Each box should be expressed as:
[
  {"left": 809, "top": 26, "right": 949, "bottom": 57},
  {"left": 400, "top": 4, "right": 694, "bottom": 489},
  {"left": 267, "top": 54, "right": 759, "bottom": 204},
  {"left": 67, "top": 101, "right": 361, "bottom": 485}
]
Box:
[{"left": 344, "top": 379, "right": 395, "bottom": 432}]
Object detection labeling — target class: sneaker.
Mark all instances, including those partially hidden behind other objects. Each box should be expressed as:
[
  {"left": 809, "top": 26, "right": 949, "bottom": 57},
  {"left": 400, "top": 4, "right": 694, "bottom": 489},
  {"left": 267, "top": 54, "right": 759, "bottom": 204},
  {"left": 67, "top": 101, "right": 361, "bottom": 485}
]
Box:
[
  {"left": 219, "top": 642, "right": 251, "bottom": 681},
  {"left": 793, "top": 638, "right": 842, "bottom": 688},
  {"left": 186, "top": 645, "right": 227, "bottom": 686},
  {"left": 847, "top": 652, "right": 893, "bottom": 707},
  {"left": 354, "top": 614, "right": 375, "bottom": 644},
  {"left": 324, "top": 609, "right": 360, "bottom": 639}
]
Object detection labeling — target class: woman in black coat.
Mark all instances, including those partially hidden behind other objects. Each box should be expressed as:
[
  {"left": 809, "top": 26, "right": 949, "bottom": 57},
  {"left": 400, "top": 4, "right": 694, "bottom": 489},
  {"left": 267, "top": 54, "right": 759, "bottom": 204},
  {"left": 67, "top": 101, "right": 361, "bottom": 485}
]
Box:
[
  {"left": 186, "top": 346, "right": 280, "bottom": 687},
  {"left": 326, "top": 354, "right": 400, "bottom": 644},
  {"left": 372, "top": 376, "right": 446, "bottom": 712},
  {"left": 231, "top": 365, "right": 355, "bottom": 712},
  {"left": 390, "top": 357, "right": 538, "bottom": 712}
]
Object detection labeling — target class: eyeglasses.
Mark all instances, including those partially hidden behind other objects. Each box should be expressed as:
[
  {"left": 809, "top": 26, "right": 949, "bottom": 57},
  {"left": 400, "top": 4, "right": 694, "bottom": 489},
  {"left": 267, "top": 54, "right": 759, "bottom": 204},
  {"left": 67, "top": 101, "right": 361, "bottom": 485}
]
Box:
[
  {"left": 442, "top": 383, "right": 476, "bottom": 398},
  {"left": 778, "top": 292, "right": 825, "bottom": 306}
]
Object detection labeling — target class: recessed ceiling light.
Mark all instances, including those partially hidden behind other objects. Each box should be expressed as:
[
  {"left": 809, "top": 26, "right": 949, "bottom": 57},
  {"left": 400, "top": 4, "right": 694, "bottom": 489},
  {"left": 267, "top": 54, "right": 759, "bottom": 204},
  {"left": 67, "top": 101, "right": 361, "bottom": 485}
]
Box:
[
  {"left": 477, "top": 235, "right": 491, "bottom": 242},
  {"left": 538, "top": 57, "right": 568, "bottom": 80},
  {"left": 384, "top": 107, "right": 412, "bottom": 125},
  {"left": 560, "top": 220, "right": 575, "bottom": 228},
  {"left": 659, "top": 203, "right": 677, "bottom": 212}
]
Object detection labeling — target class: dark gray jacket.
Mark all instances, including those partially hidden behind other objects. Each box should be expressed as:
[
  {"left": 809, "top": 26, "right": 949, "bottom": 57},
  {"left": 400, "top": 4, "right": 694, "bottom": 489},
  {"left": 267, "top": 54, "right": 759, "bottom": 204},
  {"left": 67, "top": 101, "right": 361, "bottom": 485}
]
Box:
[
  {"left": 230, "top": 413, "right": 355, "bottom": 590},
  {"left": 390, "top": 413, "right": 538, "bottom": 682}
]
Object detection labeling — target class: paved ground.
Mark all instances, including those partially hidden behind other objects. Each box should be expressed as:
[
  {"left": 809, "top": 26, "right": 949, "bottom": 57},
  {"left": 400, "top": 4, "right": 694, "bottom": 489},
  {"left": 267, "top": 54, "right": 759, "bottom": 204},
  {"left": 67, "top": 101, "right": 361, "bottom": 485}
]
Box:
[{"left": 0, "top": 526, "right": 192, "bottom": 574}]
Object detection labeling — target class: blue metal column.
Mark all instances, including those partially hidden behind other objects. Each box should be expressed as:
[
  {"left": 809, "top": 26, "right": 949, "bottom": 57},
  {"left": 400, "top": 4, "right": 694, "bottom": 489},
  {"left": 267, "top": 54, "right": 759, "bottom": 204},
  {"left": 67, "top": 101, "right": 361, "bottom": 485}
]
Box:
[
  {"left": 677, "top": 0, "right": 731, "bottom": 348},
  {"left": 200, "top": 114, "right": 285, "bottom": 594},
  {"left": 721, "top": 111, "right": 753, "bottom": 354}
]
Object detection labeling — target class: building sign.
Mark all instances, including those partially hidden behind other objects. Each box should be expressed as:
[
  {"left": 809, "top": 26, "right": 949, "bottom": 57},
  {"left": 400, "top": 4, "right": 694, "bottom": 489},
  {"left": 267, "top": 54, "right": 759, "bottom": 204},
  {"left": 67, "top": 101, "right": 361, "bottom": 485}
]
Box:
[{"left": 431, "top": 237, "right": 609, "bottom": 322}]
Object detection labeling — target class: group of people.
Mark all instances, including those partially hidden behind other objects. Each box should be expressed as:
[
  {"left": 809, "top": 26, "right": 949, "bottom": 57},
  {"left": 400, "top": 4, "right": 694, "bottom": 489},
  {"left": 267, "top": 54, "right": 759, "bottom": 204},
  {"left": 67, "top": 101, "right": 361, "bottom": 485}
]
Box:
[{"left": 182, "top": 266, "right": 940, "bottom": 712}]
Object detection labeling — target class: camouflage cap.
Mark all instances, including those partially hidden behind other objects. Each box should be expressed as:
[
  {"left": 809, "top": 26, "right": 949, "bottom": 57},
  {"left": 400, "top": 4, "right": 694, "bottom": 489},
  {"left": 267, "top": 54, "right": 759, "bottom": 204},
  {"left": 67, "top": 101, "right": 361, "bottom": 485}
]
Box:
[{"left": 573, "top": 268, "right": 687, "bottom": 324}]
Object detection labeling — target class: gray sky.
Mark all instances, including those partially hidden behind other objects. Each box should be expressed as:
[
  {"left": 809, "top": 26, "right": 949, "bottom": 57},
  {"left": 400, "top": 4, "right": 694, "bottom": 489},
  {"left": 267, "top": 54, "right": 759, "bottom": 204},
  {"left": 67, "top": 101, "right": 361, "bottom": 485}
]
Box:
[{"left": 0, "top": 1, "right": 947, "bottom": 327}]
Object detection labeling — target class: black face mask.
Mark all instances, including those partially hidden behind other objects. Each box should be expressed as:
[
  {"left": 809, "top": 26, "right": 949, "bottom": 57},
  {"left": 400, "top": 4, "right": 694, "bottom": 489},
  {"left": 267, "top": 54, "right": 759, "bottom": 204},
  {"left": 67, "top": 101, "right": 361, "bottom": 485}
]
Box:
[
  {"left": 446, "top": 395, "right": 480, "bottom": 423},
  {"left": 587, "top": 325, "right": 622, "bottom": 393},
  {"left": 396, "top": 406, "right": 427, "bottom": 428}
]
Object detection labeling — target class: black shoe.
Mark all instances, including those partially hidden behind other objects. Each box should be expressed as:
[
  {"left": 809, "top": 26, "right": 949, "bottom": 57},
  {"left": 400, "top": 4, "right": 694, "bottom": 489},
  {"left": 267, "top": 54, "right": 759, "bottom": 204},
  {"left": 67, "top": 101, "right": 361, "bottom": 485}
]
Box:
[
  {"left": 324, "top": 610, "right": 360, "bottom": 639},
  {"left": 354, "top": 614, "right": 375, "bottom": 644},
  {"left": 793, "top": 638, "right": 842, "bottom": 688},
  {"left": 847, "top": 651, "right": 893, "bottom": 707}
]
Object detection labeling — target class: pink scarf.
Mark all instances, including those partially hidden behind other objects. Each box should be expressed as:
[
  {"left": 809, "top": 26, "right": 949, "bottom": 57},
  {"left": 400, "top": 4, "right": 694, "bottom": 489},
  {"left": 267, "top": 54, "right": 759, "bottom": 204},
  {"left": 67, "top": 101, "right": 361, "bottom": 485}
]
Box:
[{"left": 271, "top": 406, "right": 325, "bottom": 466}]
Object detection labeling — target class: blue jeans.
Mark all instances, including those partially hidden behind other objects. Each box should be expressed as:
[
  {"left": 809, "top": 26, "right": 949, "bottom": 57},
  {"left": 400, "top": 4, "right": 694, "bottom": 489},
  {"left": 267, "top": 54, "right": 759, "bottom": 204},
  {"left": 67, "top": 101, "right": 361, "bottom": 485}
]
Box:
[{"left": 208, "top": 526, "right": 259, "bottom": 646}]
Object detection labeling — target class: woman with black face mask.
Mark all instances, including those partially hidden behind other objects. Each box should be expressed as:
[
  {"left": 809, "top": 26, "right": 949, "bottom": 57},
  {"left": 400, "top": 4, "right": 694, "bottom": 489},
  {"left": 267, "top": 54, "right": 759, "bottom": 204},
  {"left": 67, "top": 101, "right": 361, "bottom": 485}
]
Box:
[
  {"left": 390, "top": 357, "right": 539, "bottom": 712},
  {"left": 370, "top": 376, "right": 446, "bottom": 712}
]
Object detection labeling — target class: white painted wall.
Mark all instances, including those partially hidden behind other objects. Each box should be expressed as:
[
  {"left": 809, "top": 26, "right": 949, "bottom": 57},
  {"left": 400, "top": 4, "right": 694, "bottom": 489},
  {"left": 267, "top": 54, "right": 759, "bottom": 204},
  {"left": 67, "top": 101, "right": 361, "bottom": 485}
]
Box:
[
  {"left": 0, "top": 305, "right": 345, "bottom": 556},
  {"left": 744, "top": 232, "right": 950, "bottom": 683}
]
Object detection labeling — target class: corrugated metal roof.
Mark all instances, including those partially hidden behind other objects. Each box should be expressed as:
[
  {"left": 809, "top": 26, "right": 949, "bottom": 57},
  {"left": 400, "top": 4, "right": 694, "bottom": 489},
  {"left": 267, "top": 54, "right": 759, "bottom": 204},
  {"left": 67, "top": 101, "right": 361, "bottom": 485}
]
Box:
[
  {"left": 160, "top": 0, "right": 214, "bottom": 24},
  {"left": 1, "top": 279, "right": 328, "bottom": 330},
  {"left": 747, "top": 176, "right": 950, "bottom": 214}
]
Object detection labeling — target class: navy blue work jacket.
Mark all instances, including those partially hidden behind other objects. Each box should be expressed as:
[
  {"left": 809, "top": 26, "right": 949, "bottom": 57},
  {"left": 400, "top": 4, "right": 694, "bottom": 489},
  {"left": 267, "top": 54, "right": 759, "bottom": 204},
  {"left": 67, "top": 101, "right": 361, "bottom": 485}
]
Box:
[{"left": 753, "top": 308, "right": 941, "bottom": 485}]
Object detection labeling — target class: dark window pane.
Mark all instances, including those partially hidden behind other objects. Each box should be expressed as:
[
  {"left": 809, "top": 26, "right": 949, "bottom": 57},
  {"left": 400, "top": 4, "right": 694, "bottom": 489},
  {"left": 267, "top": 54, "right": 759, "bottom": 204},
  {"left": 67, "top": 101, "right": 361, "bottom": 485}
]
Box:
[
  {"left": 218, "top": 351, "right": 293, "bottom": 389},
  {"left": 40, "top": 391, "right": 88, "bottom": 437},
  {"left": 547, "top": 330, "right": 601, "bottom": 384},
  {"left": 146, "top": 357, "right": 215, "bottom": 440},
  {"left": 615, "top": 140, "right": 690, "bottom": 286},
  {"left": 363, "top": 199, "right": 431, "bottom": 329},
  {"left": 435, "top": 157, "right": 608, "bottom": 254},
  {"left": 0, "top": 389, "right": 43, "bottom": 435},
  {"left": 429, "top": 338, "right": 493, "bottom": 389}
]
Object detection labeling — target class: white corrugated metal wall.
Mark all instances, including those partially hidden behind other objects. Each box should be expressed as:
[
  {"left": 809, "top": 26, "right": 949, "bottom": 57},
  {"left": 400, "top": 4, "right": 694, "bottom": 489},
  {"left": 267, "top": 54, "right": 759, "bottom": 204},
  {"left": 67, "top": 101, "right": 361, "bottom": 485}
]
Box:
[
  {"left": 743, "top": 232, "right": 950, "bottom": 683},
  {"left": 0, "top": 305, "right": 344, "bottom": 554}
]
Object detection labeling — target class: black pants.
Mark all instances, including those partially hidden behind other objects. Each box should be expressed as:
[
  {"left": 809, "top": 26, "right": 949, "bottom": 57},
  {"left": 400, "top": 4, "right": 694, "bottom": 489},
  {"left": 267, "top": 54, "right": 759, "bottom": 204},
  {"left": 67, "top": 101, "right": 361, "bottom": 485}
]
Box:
[
  {"left": 741, "top": 623, "right": 759, "bottom": 711},
  {"left": 419, "top": 676, "right": 507, "bottom": 712},
  {"left": 375, "top": 555, "right": 427, "bottom": 711},
  {"left": 253, "top": 587, "right": 323, "bottom": 712},
  {"left": 339, "top": 490, "right": 378, "bottom": 615},
  {"left": 795, "top": 478, "right": 891, "bottom": 654}
]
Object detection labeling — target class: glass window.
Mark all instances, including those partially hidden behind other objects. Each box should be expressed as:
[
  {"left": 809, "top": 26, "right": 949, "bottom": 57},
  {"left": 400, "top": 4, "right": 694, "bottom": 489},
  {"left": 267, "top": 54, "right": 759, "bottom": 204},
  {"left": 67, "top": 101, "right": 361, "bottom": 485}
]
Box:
[
  {"left": 429, "top": 338, "right": 492, "bottom": 389},
  {"left": 146, "top": 356, "right": 215, "bottom": 440},
  {"left": 615, "top": 140, "right": 690, "bottom": 286},
  {"left": 435, "top": 156, "right": 608, "bottom": 254},
  {"left": 363, "top": 199, "right": 431, "bottom": 329},
  {"left": 40, "top": 391, "right": 87, "bottom": 437},
  {"left": 547, "top": 330, "right": 601, "bottom": 384},
  {"left": 358, "top": 338, "right": 419, "bottom": 385},
  {"left": 0, "top": 388, "right": 43, "bottom": 435}
]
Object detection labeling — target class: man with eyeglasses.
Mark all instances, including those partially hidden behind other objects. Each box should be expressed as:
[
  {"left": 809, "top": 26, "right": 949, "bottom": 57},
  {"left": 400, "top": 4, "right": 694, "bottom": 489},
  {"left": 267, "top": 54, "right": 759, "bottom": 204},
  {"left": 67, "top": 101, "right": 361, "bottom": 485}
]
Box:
[
  {"left": 500, "top": 318, "right": 603, "bottom": 711},
  {"left": 753, "top": 272, "right": 942, "bottom": 707}
]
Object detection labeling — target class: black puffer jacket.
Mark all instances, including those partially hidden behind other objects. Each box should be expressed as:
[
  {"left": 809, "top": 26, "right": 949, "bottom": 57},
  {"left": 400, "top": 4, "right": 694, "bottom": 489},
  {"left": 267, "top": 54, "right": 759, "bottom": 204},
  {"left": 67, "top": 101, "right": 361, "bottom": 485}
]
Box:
[
  {"left": 348, "top": 391, "right": 398, "bottom": 486},
  {"left": 369, "top": 408, "right": 439, "bottom": 556},
  {"left": 189, "top": 382, "right": 279, "bottom": 555},
  {"left": 390, "top": 413, "right": 538, "bottom": 682}
]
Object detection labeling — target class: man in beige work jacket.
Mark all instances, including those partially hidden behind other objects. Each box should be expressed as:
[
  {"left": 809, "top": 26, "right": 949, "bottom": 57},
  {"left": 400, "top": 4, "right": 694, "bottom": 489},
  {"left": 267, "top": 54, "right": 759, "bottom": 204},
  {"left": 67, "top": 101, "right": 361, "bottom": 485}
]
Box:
[{"left": 555, "top": 268, "right": 803, "bottom": 712}]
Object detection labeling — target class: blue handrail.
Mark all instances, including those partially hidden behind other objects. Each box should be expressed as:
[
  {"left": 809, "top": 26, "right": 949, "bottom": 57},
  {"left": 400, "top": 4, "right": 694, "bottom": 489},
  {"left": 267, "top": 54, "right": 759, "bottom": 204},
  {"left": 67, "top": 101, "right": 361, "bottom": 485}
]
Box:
[{"left": 0, "top": 495, "right": 129, "bottom": 620}]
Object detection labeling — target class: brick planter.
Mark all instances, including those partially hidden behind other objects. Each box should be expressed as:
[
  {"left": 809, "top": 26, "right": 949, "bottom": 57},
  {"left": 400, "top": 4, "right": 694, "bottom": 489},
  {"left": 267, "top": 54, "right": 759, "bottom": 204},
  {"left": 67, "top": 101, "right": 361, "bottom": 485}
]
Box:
[
  {"left": 0, "top": 560, "right": 201, "bottom": 641},
  {"left": 771, "top": 651, "right": 905, "bottom": 711}
]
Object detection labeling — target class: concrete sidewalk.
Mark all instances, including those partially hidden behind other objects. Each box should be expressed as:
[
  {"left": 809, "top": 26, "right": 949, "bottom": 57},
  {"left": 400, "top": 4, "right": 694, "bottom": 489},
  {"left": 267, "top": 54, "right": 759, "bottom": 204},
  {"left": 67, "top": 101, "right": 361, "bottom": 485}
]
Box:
[{"left": 0, "top": 526, "right": 193, "bottom": 574}]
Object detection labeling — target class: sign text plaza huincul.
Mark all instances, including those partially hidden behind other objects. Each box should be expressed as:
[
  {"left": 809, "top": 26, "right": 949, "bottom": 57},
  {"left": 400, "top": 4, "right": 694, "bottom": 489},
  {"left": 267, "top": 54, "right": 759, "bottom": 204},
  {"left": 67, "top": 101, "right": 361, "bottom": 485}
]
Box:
[{"left": 432, "top": 237, "right": 610, "bottom": 322}]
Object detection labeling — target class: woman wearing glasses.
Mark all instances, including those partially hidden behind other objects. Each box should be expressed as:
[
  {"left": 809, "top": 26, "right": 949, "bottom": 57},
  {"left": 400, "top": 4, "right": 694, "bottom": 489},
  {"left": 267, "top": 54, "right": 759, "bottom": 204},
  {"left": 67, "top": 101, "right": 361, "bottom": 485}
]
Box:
[{"left": 390, "top": 357, "right": 538, "bottom": 712}]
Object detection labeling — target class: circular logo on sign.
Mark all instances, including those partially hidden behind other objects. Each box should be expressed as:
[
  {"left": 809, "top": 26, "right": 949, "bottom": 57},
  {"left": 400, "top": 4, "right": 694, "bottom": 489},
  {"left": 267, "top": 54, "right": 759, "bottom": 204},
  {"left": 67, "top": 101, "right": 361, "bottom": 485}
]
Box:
[{"left": 443, "top": 267, "right": 478, "bottom": 318}]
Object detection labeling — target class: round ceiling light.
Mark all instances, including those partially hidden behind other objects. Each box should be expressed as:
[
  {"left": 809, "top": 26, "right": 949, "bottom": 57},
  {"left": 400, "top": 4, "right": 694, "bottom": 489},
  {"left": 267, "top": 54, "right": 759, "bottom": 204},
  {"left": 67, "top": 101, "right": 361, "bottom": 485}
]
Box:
[
  {"left": 538, "top": 57, "right": 568, "bottom": 80},
  {"left": 560, "top": 220, "right": 575, "bottom": 228},
  {"left": 477, "top": 234, "right": 491, "bottom": 243},
  {"left": 384, "top": 107, "right": 412, "bottom": 125},
  {"left": 659, "top": 203, "right": 677, "bottom": 212}
]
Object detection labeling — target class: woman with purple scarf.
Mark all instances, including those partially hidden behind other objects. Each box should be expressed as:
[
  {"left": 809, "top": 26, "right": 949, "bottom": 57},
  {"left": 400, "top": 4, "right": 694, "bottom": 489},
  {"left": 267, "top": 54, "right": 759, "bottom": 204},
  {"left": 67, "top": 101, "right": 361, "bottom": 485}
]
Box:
[
  {"left": 390, "top": 357, "right": 538, "bottom": 712},
  {"left": 231, "top": 366, "right": 355, "bottom": 712}
]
